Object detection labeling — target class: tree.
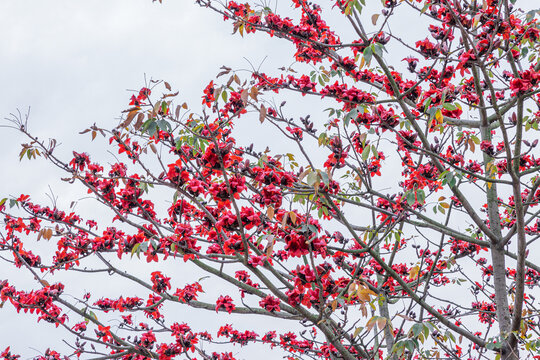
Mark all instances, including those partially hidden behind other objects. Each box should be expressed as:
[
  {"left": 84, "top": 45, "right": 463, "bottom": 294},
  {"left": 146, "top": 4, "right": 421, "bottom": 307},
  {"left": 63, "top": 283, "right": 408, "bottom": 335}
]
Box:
[{"left": 1, "top": 0, "right": 540, "bottom": 359}]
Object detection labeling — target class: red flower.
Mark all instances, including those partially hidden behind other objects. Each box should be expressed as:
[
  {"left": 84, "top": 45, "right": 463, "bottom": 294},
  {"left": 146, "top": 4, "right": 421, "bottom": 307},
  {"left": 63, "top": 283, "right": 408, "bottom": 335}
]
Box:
[
  {"left": 202, "top": 81, "right": 215, "bottom": 107},
  {"left": 129, "top": 87, "right": 151, "bottom": 107},
  {"left": 150, "top": 271, "right": 171, "bottom": 294},
  {"left": 259, "top": 295, "right": 281, "bottom": 312},
  {"left": 95, "top": 325, "right": 112, "bottom": 342},
  {"left": 215, "top": 295, "right": 236, "bottom": 313}
]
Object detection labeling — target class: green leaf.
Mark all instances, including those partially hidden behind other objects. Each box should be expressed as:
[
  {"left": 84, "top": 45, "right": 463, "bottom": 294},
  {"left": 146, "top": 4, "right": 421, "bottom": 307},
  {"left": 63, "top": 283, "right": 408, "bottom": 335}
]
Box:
[
  {"left": 416, "top": 189, "right": 426, "bottom": 204},
  {"left": 175, "top": 137, "right": 183, "bottom": 150},
  {"left": 406, "top": 191, "right": 416, "bottom": 206},
  {"left": 131, "top": 243, "right": 141, "bottom": 258},
  {"left": 372, "top": 43, "right": 383, "bottom": 58},
  {"left": 363, "top": 46, "right": 373, "bottom": 64},
  {"left": 320, "top": 171, "right": 330, "bottom": 186},
  {"left": 411, "top": 323, "right": 423, "bottom": 337},
  {"left": 146, "top": 121, "right": 158, "bottom": 136},
  {"left": 344, "top": 108, "right": 358, "bottom": 127},
  {"left": 423, "top": 324, "right": 430, "bottom": 340},
  {"left": 448, "top": 174, "right": 457, "bottom": 188},
  {"left": 157, "top": 119, "right": 171, "bottom": 132},
  {"left": 83, "top": 309, "right": 98, "bottom": 324},
  {"left": 371, "top": 145, "right": 378, "bottom": 159},
  {"left": 306, "top": 171, "right": 318, "bottom": 186},
  {"left": 443, "top": 172, "right": 456, "bottom": 188},
  {"left": 442, "top": 103, "right": 458, "bottom": 111},
  {"left": 344, "top": 0, "right": 354, "bottom": 15},
  {"left": 361, "top": 146, "right": 371, "bottom": 161},
  {"left": 423, "top": 97, "right": 432, "bottom": 112},
  {"left": 318, "top": 132, "right": 328, "bottom": 146},
  {"left": 321, "top": 205, "right": 329, "bottom": 216},
  {"left": 404, "top": 339, "right": 416, "bottom": 352}
]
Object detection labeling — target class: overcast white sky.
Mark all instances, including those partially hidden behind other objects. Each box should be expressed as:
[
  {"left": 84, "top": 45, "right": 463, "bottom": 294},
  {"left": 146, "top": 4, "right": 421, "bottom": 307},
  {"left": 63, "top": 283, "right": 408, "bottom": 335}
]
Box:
[
  {"left": 0, "top": 1, "right": 294, "bottom": 358},
  {"left": 0, "top": 1, "right": 477, "bottom": 357},
  {"left": 0, "top": 0, "right": 353, "bottom": 357},
  {"left": 3, "top": 1, "right": 538, "bottom": 358},
  {"left": 1, "top": 0, "right": 280, "bottom": 189}
]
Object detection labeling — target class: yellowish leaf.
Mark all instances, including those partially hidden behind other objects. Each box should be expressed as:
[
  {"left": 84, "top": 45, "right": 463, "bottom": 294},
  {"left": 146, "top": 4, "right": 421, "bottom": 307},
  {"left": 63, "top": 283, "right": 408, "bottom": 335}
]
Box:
[
  {"left": 409, "top": 265, "right": 420, "bottom": 280},
  {"left": 267, "top": 206, "right": 275, "bottom": 220},
  {"left": 435, "top": 109, "right": 443, "bottom": 123},
  {"left": 360, "top": 303, "right": 368, "bottom": 317},
  {"left": 250, "top": 87, "right": 259, "bottom": 101},
  {"left": 134, "top": 113, "right": 145, "bottom": 130},
  {"left": 43, "top": 228, "right": 53, "bottom": 240},
  {"left": 259, "top": 105, "right": 267, "bottom": 123},
  {"left": 241, "top": 89, "right": 249, "bottom": 105},
  {"left": 473, "top": 13, "right": 481, "bottom": 28},
  {"left": 266, "top": 238, "right": 274, "bottom": 257},
  {"left": 469, "top": 138, "right": 475, "bottom": 152},
  {"left": 366, "top": 316, "right": 377, "bottom": 332},
  {"left": 281, "top": 212, "right": 289, "bottom": 227},
  {"left": 357, "top": 287, "right": 377, "bottom": 302},
  {"left": 348, "top": 282, "right": 357, "bottom": 295},
  {"left": 123, "top": 109, "right": 138, "bottom": 127},
  {"left": 289, "top": 211, "right": 297, "bottom": 225}
]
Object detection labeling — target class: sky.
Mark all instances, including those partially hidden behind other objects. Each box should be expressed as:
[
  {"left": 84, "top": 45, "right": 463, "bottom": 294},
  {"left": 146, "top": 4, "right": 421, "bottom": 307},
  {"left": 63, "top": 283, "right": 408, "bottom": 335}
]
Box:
[
  {"left": 0, "top": 1, "right": 333, "bottom": 358},
  {"left": 0, "top": 1, "right": 285, "bottom": 358},
  {"left": 0, "top": 0, "right": 479, "bottom": 357},
  {"left": 1, "top": 0, "right": 275, "bottom": 187},
  {"left": 3, "top": 1, "right": 538, "bottom": 358}
]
